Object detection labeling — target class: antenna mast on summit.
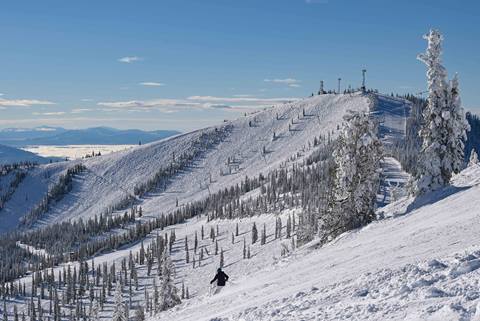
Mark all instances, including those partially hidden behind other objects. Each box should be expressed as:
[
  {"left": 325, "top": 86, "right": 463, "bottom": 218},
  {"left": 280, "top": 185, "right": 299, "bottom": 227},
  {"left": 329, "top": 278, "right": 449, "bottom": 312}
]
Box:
[{"left": 361, "top": 69, "right": 367, "bottom": 92}]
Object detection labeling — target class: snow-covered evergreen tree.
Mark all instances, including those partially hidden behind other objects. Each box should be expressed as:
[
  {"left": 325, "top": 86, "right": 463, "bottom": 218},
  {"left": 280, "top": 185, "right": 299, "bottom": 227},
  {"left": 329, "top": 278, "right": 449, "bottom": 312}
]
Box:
[
  {"left": 134, "top": 306, "right": 145, "bottom": 321},
  {"left": 260, "top": 224, "right": 266, "bottom": 245},
  {"left": 415, "top": 29, "right": 469, "bottom": 193},
  {"left": 242, "top": 238, "right": 246, "bottom": 259},
  {"left": 251, "top": 223, "right": 258, "bottom": 244},
  {"left": 322, "top": 109, "right": 382, "bottom": 241},
  {"left": 2, "top": 300, "right": 7, "bottom": 321},
  {"left": 158, "top": 253, "right": 181, "bottom": 312},
  {"left": 447, "top": 74, "right": 469, "bottom": 171},
  {"left": 89, "top": 299, "right": 100, "bottom": 321},
  {"left": 469, "top": 148, "right": 479, "bottom": 166},
  {"left": 112, "top": 283, "right": 126, "bottom": 321},
  {"left": 219, "top": 248, "right": 224, "bottom": 268}
]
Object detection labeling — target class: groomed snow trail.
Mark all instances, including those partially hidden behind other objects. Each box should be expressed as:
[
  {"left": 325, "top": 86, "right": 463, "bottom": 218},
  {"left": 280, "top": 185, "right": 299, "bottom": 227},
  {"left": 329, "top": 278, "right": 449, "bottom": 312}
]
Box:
[
  {"left": 154, "top": 165, "right": 480, "bottom": 321},
  {"left": 374, "top": 93, "right": 411, "bottom": 208},
  {"left": 378, "top": 157, "right": 410, "bottom": 209}
]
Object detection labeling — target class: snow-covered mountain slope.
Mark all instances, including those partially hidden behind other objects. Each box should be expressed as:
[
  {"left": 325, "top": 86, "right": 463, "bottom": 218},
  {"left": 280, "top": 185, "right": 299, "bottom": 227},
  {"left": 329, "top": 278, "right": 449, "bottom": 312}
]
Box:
[
  {"left": 5, "top": 91, "right": 478, "bottom": 321},
  {"left": 155, "top": 164, "right": 480, "bottom": 321},
  {"left": 0, "top": 144, "right": 48, "bottom": 165},
  {"left": 0, "top": 93, "right": 374, "bottom": 233}
]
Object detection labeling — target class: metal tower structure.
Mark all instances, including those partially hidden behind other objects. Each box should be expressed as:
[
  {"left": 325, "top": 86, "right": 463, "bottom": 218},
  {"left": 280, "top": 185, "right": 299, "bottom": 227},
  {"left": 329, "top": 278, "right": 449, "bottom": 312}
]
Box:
[
  {"left": 337, "top": 78, "right": 341, "bottom": 94},
  {"left": 361, "top": 69, "right": 367, "bottom": 92},
  {"left": 318, "top": 80, "right": 324, "bottom": 95}
]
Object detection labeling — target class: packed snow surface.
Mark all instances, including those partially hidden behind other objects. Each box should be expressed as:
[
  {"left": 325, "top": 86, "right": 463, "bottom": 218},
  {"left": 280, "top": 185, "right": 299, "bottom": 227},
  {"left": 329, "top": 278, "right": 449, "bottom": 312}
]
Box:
[{"left": 153, "top": 164, "right": 480, "bottom": 321}]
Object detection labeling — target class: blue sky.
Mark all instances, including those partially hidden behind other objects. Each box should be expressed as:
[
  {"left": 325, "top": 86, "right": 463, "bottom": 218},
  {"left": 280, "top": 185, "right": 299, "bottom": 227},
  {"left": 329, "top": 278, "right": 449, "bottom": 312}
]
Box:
[{"left": 0, "top": 0, "right": 479, "bottom": 131}]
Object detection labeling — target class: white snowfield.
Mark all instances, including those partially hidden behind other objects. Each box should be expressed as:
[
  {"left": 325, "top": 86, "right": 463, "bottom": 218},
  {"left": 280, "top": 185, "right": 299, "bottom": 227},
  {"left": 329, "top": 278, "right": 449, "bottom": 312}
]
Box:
[
  {"left": 0, "top": 93, "right": 370, "bottom": 232},
  {"left": 155, "top": 164, "right": 480, "bottom": 321}
]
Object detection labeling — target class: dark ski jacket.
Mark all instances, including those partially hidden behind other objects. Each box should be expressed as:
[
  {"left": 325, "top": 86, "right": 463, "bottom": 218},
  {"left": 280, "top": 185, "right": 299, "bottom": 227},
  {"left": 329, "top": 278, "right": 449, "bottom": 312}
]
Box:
[{"left": 210, "top": 270, "right": 229, "bottom": 286}]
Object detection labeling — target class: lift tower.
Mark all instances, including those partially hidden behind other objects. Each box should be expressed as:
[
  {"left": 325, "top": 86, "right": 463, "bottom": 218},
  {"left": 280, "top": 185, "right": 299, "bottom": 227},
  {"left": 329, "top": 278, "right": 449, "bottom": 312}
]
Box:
[
  {"left": 361, "top": 69, "right": 367, "bottom": 92},
  {"left": 318, "top": 80, "right": 324, "bottom": 95}
]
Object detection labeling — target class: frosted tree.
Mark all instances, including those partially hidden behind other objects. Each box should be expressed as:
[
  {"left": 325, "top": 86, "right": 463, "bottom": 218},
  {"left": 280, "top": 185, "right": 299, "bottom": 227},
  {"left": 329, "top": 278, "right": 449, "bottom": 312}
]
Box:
[
  {"left": 89, "top": 299, "right": 100, "bottom": 321},
  {"left": 184, "top": 237, "right": 189, "bottom": 263},
  {"left": 251, "top": 223, "right": 258, "bottom": 244},
  {"left": 323, "top": 110, "right": 382, "bottom": 241},
  {"left": 286, "top": 215, "right": 292, "bottom": 238},
  {"left": 260, "top": 223, "right": 266, "bottom": 245},
  {"left": 415, "top": 29, "right": 469, "bottom": 193},
  {"left": 219, "top": 248, "right": 224, "bottom": 267},
  {"left": 469, "top": 149, "right": 479, "bottom": 166},
  {"left": 243, "top": 238, "right": 246, "bottom": 259},
  {"left": 112, "top": 283, "right": 126, "bottom": 321},
  {"left": 2, "top": 300, "right": 7, "bottom": 321},
  {"left": 134, "top": 306, "right": 145, "bottom": 321},
  {"left": 124, "top": 304, "right": 130, "bottom": 321},
  {"left": 158, "top": 253, "right": 181, "bottom": 312},
  {"left": 447, "top": 74, "right": 469, "bottom": 171}
]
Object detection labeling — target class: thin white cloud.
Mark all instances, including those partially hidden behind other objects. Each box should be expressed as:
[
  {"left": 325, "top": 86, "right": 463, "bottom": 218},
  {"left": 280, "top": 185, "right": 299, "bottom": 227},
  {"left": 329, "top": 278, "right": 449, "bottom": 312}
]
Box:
[
  {"left": 201, "top": 103, "right": 232, "bottom": 109},
  {"left": 264, "top": 78, "right": 301, "bottom": 88},
  {"left": 233, "top": 94, "right": 254, "bottom": 98},
  {"left": 98, "top": 99, "right": 199, "bottom": 109},
  {"left": 0, "top": 118, "right": 92, "bottom": 126},
  {"left": 97, "top": 95, "right": 298, "bottom": 113},
  {"left": 99, "top": 108, "right": 121, "bottom": 112},
  {"left": 118, "top": 56, "right": 142, "bottom": 63},
  {"left": 187, "top": 96, "right": 297, "bottom": 103},
  {"left": 80, "top": 98, "right": 93, "bottom": 102},
  {"left": 35, "top": 127, "right": 57, "bottom": 132},
  {"left": 139, "top": 82, "right": 165, "bottom": 87},
  {"left": 264, "top": 78, "right": 301, "bottom": 85},
  {"left": 33, "top": 111, "right": 66, "bottom": 116},
  {"left": 0, "top": 98, "right": 55, "bottom": 107},
  {"left": 71, "top": 108, "right": 92, "bottom": 114}
]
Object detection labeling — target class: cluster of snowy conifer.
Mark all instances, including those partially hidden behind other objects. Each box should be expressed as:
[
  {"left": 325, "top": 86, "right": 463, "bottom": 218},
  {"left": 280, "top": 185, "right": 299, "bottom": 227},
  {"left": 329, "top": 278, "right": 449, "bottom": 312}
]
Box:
[
  {"left": 20, "top": 164, "right": 87, "bottom": 227},
  {"left": 414, "top": 29, "right": 470, "bottom": 194},
  {"left": 317, "top": 110, "right": 382, "bottom": 243}
]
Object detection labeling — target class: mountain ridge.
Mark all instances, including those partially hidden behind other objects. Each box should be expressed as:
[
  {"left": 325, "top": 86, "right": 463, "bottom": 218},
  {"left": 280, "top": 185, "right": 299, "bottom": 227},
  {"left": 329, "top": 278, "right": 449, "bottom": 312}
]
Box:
[
  {"left": 0, "top": 126, "right": 180, "bottom": 146},
  {"left": 0, "top": 93, "right": 373, "bottom": 233}
]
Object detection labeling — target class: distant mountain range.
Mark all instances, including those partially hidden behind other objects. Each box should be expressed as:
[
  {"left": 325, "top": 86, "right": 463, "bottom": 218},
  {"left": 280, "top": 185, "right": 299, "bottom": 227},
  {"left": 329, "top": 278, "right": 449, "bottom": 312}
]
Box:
[{"left": 0, "top": 126, "right": 181, "bottom": 147}]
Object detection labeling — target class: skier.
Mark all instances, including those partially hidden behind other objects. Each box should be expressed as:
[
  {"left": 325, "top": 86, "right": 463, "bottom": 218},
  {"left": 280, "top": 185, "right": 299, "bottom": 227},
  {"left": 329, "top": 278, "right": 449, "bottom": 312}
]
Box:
[{"left": 210, "top": 268, "right": 229, "bottom": 294}]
